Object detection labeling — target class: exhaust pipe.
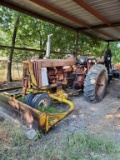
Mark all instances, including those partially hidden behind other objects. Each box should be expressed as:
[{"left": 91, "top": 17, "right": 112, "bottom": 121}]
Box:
[{"left": 46, "top": 34, "right": 53, "bottom": 59}]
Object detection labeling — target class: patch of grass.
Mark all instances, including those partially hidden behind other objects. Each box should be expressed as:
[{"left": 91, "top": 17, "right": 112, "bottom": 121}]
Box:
[
  {"left": 0, "top": 120, "right": 29, "bottom": 160},
  {"left": 0, "top": 120, "right": 26, "bottom": 146},
  {"left": 38, "top": 105, "right": 62, "bottom": 113},
  {"left": 0, "top": 120, "right": 119, "bottom": 160},
  {"left": 35, "top": 132, "right": 120, "bottom": 160},
  {"left": 17, "top": 96, "right": 26, "bottom": 103}
]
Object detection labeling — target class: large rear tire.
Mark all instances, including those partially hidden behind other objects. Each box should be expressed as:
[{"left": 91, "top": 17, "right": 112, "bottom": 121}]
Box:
[{"left": 84, "top": 64, "right": 108, "bottom": 103}]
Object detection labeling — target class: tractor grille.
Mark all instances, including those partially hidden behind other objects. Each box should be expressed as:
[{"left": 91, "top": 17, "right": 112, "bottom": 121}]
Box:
[{"left": 32, "top": 61, "right": 42, "bottom": 88}]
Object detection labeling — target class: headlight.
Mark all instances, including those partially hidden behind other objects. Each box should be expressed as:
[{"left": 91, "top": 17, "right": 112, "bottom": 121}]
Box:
[
  {"left": 92, "top": 59, "right": 96, "bottom": 63},
  {"left": 88, "top": 59, "right": 96, "bottom": 63}
]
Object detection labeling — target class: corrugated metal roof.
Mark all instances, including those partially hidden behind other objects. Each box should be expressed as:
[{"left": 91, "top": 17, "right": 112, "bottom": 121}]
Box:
[
  {"left": 10, "top": 0, "right": 81, "bottom": 28},
  {"left": 0, "top": 0, "right": 120, "bottom": 41},
  {"left": 85, "top": 0, "right": 120, "bottom": 22},
  {"left": 45, "top": 0, "right": 103, "bottom": 25}
]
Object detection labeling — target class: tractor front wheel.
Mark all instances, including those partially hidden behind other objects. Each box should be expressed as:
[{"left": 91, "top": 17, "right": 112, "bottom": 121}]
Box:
[
  {"left": 34, "top": 93, "right": 51, "bottom": 111},
  {"left": 84, "top": 64, "right": 108, "bottom": 103}
]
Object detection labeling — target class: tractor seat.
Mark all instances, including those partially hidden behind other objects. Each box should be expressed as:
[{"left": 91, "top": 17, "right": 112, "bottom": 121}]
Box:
[{"left": 77, "top": 56, "right": 88, "bottom": 65}]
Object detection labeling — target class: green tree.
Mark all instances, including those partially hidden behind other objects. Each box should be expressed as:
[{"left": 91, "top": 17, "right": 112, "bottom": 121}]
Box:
[
  {"left": 7, "top": 14, "right": 20, "bottom": 81},
  {"left": 1, "top": 6, "right": 120, "bottom": 82}
]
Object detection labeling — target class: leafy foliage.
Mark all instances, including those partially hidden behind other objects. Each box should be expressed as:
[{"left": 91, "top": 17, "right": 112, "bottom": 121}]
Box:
[{"left": 0, "top": 6, "right": 120, "bottom": 62}]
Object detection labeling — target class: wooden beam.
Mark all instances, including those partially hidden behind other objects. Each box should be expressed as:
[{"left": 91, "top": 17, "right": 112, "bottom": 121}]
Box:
[
  {"left": 78, "top": 22, "right": 120, "bottom": 30},
  {"left": 0, "top": 1, "right": 101, "bottom": 40},
  {"left": 0, "top": 0, "right": 116, "bottom": 41},
  {"left": 74, "top": 0, "right": 120, "bottom": 35},
  {"left": 30, "top": 0, "right": 90, "bottom": 29},
  {"left": 30, "top": 0, "right": 118, "bottom": 40},
  {"left": 74, "top": 0, "right": 111, "bottom": 26},
  {"left": 0, "top": 45, "right": 69, "bottom": 54},
  {"left": 107, "top": 39, "right": 120, "bottom": 42},
  {"left": 0, "top": 1, "right": 105, "bottom": 41}
]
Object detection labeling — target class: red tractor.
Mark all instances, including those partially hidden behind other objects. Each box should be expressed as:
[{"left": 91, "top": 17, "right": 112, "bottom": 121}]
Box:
[
  {"left": 23, "top": 35, "right": 111, "bottom": 110},
  {"left": 73, "top": 56, "right": 108, "bottom": 102}
]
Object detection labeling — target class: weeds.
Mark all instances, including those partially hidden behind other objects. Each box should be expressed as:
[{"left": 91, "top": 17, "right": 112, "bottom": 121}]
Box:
[
  {"left": 0, "top": 120, "right": 119, "bottom": 160},
  {"left": 0, "top": 120, "right": 29, "bottom": 160},
  {"left": 37, "top": 105, "right": 62, "bottom": 113},
  {"left": 35, "top": 132, "right": 119, "bottom": 160}
]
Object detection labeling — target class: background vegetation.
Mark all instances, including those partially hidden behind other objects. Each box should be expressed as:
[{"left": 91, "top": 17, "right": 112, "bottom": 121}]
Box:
[{"left": 0, "top": 6, "right": 120, "bottom": 81}]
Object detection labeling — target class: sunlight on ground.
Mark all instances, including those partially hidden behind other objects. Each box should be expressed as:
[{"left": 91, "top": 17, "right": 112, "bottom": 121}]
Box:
[
  {"left": 117, "top": 124, "right": 120, "bottom": 128},
  {"left": 90, "top": 107, "right": 96, "bottom": 111},
  {"left": 106, "top": 114, "right": 120, "bottom": 119}
]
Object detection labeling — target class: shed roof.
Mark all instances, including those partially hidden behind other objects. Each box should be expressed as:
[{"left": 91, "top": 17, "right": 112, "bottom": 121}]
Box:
[{"left": 1, "top": 0, "right": 120, "bottom": 41}]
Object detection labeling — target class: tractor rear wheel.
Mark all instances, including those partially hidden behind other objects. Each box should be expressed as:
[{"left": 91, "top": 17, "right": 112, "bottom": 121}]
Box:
[{"left": 84, "top": 64, "right": 108, "bottom": 103}]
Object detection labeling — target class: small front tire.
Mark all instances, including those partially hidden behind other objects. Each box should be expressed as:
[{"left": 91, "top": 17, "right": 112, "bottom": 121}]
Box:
[{"left": 34, "top": 93, "right": 51, "bottom": 111}]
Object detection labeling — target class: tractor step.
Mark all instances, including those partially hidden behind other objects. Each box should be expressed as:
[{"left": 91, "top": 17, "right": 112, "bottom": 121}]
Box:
[{"left": 66, "top": 88, "right": 81, "bottom": 96}]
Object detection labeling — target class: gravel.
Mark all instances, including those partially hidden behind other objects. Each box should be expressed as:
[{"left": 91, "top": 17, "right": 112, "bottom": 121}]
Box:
[{"left": 47, "top": 79, "right": 120, "bottom": 143}]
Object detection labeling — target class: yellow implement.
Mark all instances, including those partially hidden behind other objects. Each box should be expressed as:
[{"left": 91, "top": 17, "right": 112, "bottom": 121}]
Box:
[{"left": 0, "top": 90, "right": 74, "bottom": 132}]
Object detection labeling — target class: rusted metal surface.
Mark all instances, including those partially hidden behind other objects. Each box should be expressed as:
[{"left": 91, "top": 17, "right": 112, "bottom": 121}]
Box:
[
  {"left": 31, "top": 57, "right": 76, "bottom": 67},
  {"left": 23, "top": 56, "right": 76, "bottom": 89},
  {"left": 0, "top": 94, "right": 39, "bottom": 129},
  {"left": 0, "top": 92, "right": 75, "bottom": 132}
]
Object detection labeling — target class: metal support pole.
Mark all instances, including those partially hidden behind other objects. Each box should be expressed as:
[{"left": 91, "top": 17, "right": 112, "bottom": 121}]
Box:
[
  {"left": 107, "top": 41, "right": 109, "bottom": 49},
  {"left": 76, "top": 30, "right": 79, "bottom": 54}
]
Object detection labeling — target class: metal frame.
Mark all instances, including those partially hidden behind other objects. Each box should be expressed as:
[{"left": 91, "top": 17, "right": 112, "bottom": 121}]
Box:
[
  {"left": 0, "top": 89, "right": 74, "bottom": 132},
  {"left": 1, "top": 0, "right": 120, "bottom": 41}
]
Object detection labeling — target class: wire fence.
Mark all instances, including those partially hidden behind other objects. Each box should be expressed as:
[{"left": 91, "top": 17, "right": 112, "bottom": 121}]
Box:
[
  {"left": 0, "top": 46, "right": 73, "bottom": 83},
  {"left": 0, "top": 58, "right": 23, "bottom": 83}
]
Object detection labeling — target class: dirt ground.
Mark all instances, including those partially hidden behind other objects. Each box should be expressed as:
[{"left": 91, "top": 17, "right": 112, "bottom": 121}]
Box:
[
  {"left": 0, "top": 79, "right": 120, "bottom": 144},
  {"left": 46, "top": 79, "right": 120, "bottom": 143}
]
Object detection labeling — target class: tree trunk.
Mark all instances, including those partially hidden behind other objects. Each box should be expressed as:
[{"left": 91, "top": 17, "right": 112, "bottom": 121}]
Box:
[{"left": 7, "top": 15, "right": 20, "bottom": 81}]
